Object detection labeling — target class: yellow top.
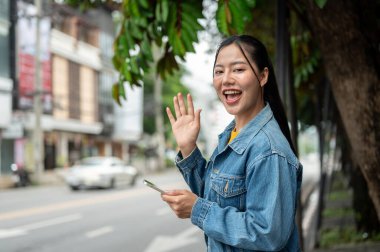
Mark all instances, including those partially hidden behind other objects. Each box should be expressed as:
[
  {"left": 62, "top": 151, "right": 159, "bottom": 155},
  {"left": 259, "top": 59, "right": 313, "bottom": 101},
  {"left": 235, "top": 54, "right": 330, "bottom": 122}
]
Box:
[{"left": 228, "top": 128, "right": 239, "bottom": 143}]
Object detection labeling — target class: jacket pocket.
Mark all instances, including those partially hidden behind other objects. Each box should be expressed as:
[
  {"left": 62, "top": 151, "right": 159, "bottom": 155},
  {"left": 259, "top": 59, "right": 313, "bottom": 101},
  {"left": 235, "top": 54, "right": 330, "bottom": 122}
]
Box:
[{"left": 210, "top": 174, "right": 247, "bottom": 210}]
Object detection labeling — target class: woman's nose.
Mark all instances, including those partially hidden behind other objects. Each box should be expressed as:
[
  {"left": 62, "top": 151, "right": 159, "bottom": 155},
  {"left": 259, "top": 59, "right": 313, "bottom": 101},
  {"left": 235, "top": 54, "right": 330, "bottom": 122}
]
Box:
[{"left": 222, "top": 71, "right": 234, "bottom": 85}]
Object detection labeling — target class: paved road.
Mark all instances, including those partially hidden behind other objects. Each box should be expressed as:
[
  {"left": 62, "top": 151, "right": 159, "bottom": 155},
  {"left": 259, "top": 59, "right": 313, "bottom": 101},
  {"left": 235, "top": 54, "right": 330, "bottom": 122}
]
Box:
[
  {"left": 0, "top": 153, "right": 320, "bottom": 252},
  {"left": 0, "top": 169, "right": 206, "bottom": 252}
]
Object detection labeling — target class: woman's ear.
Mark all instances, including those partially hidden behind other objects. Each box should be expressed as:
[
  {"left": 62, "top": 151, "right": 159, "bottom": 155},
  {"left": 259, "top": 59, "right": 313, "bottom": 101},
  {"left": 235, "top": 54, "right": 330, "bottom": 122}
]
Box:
[{"left": 260, "top": 67, "right": 269, "bottom": 87}]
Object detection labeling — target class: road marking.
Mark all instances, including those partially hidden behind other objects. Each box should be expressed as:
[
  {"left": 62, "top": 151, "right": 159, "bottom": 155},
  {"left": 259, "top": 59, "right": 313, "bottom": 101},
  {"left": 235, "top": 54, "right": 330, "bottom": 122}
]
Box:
[
  {"left": 0, "top": 182, "right": 187, "bottom": 221},
  {"left": 0, "top": 214, "right": 82, "bottom": 239},
  {"left": 144, "top": 226, "right": 201, "bottom": 252},
  {"left": 85, "top": 226, "right": 114, "bottom": 239}
]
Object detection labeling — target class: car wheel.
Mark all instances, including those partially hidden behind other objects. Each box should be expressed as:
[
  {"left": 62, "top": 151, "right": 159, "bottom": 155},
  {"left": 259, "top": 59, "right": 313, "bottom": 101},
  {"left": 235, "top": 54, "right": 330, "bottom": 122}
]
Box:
[
  {"left": 70, "top": 186, "right": 79, "bottom": 191},
  {"left": 130, "top": 176, "right": 137, "bottom": 186},
  {"left": 109, "top": 178, "right": 115, "bottom": 189}
]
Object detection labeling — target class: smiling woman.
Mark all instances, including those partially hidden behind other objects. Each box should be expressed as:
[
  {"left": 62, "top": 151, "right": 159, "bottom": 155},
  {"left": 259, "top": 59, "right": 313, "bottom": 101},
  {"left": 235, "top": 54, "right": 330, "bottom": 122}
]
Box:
[{"left": 162, "top": 35, "right": 303, "bottom": 252}]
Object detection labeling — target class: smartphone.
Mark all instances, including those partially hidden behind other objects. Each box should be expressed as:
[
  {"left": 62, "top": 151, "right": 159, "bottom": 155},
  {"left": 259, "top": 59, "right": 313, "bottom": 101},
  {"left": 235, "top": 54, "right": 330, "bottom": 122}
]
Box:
[{"left": 143, "top": 179, "right": 165, "bottom": 193}]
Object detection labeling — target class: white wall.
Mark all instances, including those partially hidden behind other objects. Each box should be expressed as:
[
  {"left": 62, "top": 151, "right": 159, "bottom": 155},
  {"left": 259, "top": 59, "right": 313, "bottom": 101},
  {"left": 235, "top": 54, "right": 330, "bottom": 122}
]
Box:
[
  {"left": 113, "top": 84, "right": 144, "bottom": 142},
  {"left": 0, "top": 77, "right": 12, "bottom": 128}
]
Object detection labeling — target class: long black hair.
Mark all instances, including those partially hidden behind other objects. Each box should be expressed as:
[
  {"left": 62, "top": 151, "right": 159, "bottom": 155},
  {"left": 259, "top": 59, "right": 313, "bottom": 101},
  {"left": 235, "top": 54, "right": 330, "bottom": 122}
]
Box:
[{"left": 213, "top": 35, "right": 296, "bottom": 154}]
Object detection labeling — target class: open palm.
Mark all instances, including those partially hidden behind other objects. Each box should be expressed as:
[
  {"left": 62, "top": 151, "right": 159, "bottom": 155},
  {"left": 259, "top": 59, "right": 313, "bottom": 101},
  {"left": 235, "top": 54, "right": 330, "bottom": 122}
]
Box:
[{"left": 166, "top": 93, "right": 201, "bottom": 157}]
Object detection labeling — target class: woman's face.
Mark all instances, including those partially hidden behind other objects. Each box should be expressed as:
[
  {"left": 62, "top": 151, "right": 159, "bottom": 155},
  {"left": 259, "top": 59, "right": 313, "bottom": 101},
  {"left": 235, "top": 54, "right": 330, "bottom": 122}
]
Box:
[{"left": 213, "top": 43, "right": 267, "bottom": 127}]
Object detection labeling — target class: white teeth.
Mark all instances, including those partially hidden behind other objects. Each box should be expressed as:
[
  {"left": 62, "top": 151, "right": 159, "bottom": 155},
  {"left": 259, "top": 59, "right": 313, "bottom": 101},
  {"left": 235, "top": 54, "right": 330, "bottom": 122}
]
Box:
[{"left": 223, "top": 90, "right": 241, "bottom": 95}]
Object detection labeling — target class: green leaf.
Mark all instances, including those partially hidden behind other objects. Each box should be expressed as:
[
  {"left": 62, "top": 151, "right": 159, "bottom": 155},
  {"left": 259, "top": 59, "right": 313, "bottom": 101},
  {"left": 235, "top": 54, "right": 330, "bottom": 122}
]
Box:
[
  {"left": 135, "top": 16, "right": 148, "bottom": 28},
  {"left": 216, "top": 3, "right": 229, "bottom": 35},
  {"left": 181, "top": 12, "right": 203, "bottom": 32},
  {"left": 161, "top": 0, "right": 169, "bottom": 23},
  {"left": 112, "top": 83, "right": 122, "bottom": 106},
  {"left": 170, "top": 34, "right": 186, "bottom": 57},
  {"left": 229, "top": 0, "right": 253, "bottom": 34},
  {"left": 181, "top": 2, "right": 203, "bottom": 19},
  {"left": 181, "top": 29, "right": 196, "bottom": 53},
  {"left": 118, "top": 81, "right": 126, "bottom": 100},
  {"left": 122, "top": 63, "right": 132, "bottom": 82},
  {"left": 129, "top": 0, "right": 140, "bottom": 17},
  {"left": 314, "top": 0, "right": 328, "bottom": 8},
  {"left": 130, "top": 57, "right": 139, "bottom": 74},
  {"left": 181, "top": 19, "right": 198, "bottom": 42},
  {"left": 118, "top": 34, "right": 127, "bottom": 50},
  {"left": 130, "top": 21, "right": 143, "bottom": 40},
  {"left": 141, "top": 35, "right": 153, "bottom": 61},
  {"left": 166, "top": 51, "right": 179, "bottom": 73},
  {"left": 155, "top": 1, "right": 162, "bottom": 22},
  {"left": 156, "top": 55, "right": 166, "bottom": 79},
  {"left": 245, "top": 0, "right": 256, "bottom": 8},
  {"left": 229, "top": 2, "right": 244, "bottom": 33},
  {"left": 138, "top": 0, "right": 149, "bottom": 9},
  {"left": 112, "top": 55, "right": 122, "bottom": 71}
]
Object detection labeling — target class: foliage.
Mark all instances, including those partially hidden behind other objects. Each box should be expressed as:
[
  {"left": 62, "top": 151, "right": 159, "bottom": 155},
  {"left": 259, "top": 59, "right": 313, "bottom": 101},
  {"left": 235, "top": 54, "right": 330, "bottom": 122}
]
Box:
[
  {"left": 314, "top": 0, "right": 328, "bottom": 9},
  {"left": 111, "top": 0, "right": 259, "bottom": 105},
  {"left": 215, "top": 0, "right": 255, "bottom": 35},
  {"left": 63, "top": 0, "right": 121, "bottom": 11},
  {"left": 111, "top": 0, "right": 203, "bottom": 105}
]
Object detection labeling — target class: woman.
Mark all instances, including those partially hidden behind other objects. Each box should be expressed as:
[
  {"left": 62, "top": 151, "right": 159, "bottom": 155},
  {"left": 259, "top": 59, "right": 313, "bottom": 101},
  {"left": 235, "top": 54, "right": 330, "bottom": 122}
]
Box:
[{"left": 162, "top": 35, "right": 302, "bottom": 251}]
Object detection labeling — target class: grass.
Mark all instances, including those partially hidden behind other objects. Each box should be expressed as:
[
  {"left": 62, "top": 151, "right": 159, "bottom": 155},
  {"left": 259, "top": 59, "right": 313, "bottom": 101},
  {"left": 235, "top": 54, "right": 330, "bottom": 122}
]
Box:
[
  {"left": 322, "top": 207, "right": 354, "bottom": 218},
  {"left": 320, "top": 227, "right": 380, "bottom": 248}
]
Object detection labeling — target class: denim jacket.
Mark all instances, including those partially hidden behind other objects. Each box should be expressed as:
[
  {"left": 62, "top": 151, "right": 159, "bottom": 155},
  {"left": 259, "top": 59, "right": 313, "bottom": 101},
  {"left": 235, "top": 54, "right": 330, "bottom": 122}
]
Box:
[{"left": 175, "top": 104, "right": 303, "bottom": 251}]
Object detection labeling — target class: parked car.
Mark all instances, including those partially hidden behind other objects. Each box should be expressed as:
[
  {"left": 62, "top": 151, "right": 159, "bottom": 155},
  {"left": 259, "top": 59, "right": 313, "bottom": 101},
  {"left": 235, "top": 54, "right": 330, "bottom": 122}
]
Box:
[{"left": 65, "top": 156, "right": 138, "bottom": 190}]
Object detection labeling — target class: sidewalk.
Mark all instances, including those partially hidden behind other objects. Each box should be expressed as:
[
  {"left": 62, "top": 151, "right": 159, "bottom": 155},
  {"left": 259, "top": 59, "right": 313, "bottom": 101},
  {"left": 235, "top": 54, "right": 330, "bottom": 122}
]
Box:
[{"left": 0, "top": 169, "right": 66, "bottom": 189}]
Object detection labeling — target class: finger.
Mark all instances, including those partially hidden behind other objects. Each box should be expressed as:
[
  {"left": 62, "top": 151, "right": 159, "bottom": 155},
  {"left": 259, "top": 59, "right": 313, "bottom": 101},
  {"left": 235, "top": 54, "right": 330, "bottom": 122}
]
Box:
[
  {"left": 164, "top": 189, "right": 185, "bottom": 196},
  {"left": 195, "top": 109, "right": 202, "bottom": 126},
  {"left": 178, "top": 93, "right": 187, "bottom": 116},
  {"left": 161, "top": 194, "right": 178, "bottom": 204},
  {"left": 173, "top": 95, "right": 181, "bottom": 118},
  {"left": 166, "top": 107, "right": 176, "bottom": 125},
  {"left": 187, "top": 94, "right": 194, "bottom": 116}
]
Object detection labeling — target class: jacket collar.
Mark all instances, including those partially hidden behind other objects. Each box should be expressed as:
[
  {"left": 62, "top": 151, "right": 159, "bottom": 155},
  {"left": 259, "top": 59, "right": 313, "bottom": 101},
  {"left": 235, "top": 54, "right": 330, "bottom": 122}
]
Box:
[{"left": 217, "top": 103, "right": 273, "bottom": 155}]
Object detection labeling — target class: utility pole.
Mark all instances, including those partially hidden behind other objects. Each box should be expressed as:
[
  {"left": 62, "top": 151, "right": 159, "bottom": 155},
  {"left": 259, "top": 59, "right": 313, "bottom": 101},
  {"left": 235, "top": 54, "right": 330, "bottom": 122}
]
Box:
[
  {"left": 154, "top": 76, "right": 166, "bottom": 171},
  {"left": 33, "top": 0, "right": 43, "bottom": 183}
]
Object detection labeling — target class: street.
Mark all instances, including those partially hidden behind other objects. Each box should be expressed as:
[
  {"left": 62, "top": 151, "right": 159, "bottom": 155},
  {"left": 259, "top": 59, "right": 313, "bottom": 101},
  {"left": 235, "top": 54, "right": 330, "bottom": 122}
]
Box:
[
  {"left": 0, "top": 169, "right": 206, "bottom": 252},
  {"left": 0, "top": 154, "right": 320, "bottom": 252}
]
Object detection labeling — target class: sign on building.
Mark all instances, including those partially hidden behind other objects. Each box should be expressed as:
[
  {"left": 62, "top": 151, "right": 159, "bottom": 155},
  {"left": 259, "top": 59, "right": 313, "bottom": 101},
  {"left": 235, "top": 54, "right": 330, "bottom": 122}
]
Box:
[{"left": 17, "top": 1, "right": 52, "bottom": 112}]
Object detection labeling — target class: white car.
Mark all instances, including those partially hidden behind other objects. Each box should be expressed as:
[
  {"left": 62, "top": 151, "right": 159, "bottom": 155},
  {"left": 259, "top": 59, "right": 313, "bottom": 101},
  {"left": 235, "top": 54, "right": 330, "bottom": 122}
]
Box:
[{"left": 65, "top": 156, "right": 138, "bottom": 190}]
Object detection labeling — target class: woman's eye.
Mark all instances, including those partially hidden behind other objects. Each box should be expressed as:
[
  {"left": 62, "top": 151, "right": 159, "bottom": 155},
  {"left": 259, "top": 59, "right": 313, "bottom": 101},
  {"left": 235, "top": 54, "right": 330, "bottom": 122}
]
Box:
[
  {"left": 234, "top": 68, "right": 244, "bottom": 73},
  {"left": 214, "top": 70, "right": 223, "bottom": 75}
]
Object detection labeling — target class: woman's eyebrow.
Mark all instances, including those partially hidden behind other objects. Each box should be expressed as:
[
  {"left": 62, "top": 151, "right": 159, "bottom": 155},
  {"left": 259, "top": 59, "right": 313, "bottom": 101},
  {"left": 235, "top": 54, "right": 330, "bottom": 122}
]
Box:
[{"left": 214, "top": 61, "right": 248, "bottom": 68}]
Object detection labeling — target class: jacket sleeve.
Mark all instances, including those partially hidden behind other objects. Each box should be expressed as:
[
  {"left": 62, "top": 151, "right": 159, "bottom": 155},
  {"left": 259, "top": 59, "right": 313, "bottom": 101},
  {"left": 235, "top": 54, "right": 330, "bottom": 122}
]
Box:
[
  {"left": 190, "top": 153, "right": 299, "bottom": 251},
  {"left": 175, "top": 146, "right": 208, "bottom": 196}
]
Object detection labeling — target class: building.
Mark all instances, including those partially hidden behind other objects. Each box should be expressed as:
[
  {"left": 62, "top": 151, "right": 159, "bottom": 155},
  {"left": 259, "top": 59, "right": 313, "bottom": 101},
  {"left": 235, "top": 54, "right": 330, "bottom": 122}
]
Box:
[
  {"left": 0, "top": 0, "right": 15, "bottom": 178},
  {"left": 0, "top": 0, "right": 143, "bottom": 186}
]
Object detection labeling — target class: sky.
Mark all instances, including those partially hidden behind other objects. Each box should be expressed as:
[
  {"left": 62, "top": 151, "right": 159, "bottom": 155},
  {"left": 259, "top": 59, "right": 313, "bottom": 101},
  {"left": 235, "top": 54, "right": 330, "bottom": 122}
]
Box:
[{"left": 182, "top": 41, "right": 215, "bottom": 97}]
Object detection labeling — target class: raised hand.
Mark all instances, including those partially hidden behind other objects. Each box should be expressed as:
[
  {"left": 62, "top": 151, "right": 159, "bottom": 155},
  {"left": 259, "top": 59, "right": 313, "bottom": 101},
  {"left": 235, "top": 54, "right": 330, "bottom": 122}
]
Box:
[{"left": 166, "top": 93, "right": 201, "bottom": 158}]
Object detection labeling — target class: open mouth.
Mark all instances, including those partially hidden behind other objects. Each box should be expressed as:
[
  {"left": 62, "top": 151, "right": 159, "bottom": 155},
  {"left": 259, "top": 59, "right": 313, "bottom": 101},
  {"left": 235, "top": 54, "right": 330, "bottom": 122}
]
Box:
[{"left": 223, "top": 90, "right": 242, "bottom": 104}]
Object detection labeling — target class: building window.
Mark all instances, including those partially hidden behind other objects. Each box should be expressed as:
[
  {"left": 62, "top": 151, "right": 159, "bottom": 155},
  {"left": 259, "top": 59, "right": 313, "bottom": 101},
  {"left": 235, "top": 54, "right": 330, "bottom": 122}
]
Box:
[{"left": 68, "top": 60, "right": 80, "bottom": 120}]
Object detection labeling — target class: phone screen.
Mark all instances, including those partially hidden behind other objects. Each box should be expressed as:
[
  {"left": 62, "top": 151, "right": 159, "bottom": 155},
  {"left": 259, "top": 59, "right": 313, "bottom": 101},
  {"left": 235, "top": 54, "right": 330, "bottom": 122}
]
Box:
[{"left": 143, "top": 179, "right": 165, "bottom": 193}]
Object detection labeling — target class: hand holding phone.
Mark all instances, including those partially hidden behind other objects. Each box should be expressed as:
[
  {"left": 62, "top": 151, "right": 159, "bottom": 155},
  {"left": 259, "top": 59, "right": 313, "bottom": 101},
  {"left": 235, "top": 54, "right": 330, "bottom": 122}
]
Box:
[{"left": 143, "top": 179, "right": 165, "bottom": 193}]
